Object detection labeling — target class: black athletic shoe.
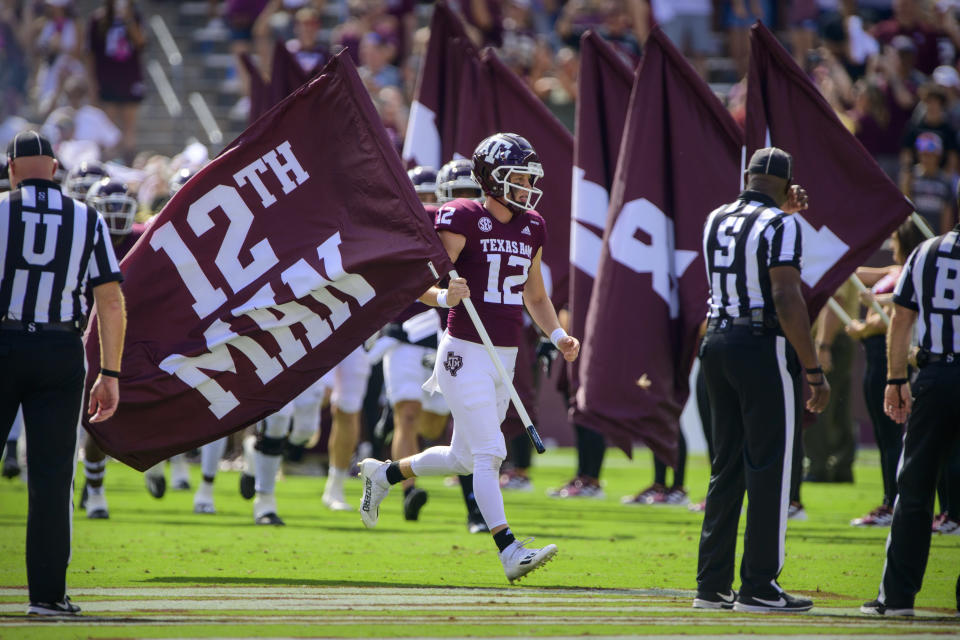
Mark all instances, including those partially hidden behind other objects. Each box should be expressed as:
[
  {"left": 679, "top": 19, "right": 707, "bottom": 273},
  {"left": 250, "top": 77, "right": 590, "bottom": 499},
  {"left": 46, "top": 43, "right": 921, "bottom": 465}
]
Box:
[
  {"left": 860, "top": 599, "right": 915, "bottom": 616},
  {"left": 255, "top": 512, "right": 285, "bottom": 526},
  {"left": 693, "top": 589, "right": 737, "bottom": 609},
  {"left": 27, "top": 596, "right": 80, "bottom": 616},
  {"left": 146, "top": 474, "right": 166, "bottom": 499},
  {"left": 734, "top": 591, "right": 813, "bottom": 613},
  {"left": 284, "top": 442, "right": 306, "bottom": 463},
  {"left": 239, "top": 473, "right": 256, "bottom": 500},
  {"left": 467, "top": 511, "right": 489, "bottom": 534},
  {"left": 2, "top": 441, "right": 20, "bottom": 479},
  {"left": 403, "top": 487, "right": 428, "bottom": 521}
]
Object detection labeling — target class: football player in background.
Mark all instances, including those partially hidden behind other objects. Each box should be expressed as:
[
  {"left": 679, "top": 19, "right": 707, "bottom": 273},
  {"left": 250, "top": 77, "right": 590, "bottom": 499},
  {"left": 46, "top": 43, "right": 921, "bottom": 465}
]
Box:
[
  {"left": 359, "top": 133, "right": 580, "bottom": 583},
  {"left": 79, "top": 177, "right": 143, "bottom": 518}
]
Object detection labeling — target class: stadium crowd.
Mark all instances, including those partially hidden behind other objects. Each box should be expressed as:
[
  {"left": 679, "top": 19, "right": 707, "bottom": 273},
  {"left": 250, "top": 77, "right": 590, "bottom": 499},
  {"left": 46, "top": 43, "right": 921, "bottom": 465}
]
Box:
[{"left": 1, "top": 0, "right": 959, "bottom": 616}]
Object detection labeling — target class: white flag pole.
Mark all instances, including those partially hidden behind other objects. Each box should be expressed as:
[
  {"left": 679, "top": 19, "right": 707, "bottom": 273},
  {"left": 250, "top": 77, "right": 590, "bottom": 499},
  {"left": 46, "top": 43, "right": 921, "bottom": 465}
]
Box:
[{"left": 448, "top": 268, "right": 546, "bottom": 453}]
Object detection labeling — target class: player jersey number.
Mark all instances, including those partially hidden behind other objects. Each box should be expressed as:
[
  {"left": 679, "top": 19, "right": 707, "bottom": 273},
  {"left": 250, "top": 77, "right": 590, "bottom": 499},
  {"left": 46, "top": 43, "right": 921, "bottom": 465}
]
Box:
[
  {"left": 436, "top": 206, "right": 455, "bottom": 226},
  {"left": 483, "top": 254, "right": 531, "bottom": 304}
]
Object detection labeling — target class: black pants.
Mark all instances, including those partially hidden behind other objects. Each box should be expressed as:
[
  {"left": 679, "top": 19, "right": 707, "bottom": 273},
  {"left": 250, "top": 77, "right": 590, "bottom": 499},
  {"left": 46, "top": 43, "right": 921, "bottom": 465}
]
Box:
[
  {"left": 697, "top": 327, "right": 801, "bottom": 597},
  {"left": 862, "top": 335, "right": 904, "bottom": 507},
  {"left": 880, "top": 362, "right": 960, "bottom": 607},
  {"left": 0, "top": 329, "right": 84, "bottom": 604}
]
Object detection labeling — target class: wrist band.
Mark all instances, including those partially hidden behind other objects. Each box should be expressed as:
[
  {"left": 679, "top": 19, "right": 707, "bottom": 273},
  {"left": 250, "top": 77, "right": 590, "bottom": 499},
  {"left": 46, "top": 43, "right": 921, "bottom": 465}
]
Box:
[
  {"left": 807, "top": 379, "right": 825, "bottom": 387},
  {"left": 550, "top": 327, "right": 568, "bottom": 348},
  {"left": 436, "top": 289, "right": 451, "bottom": 308},
  {"left": 805, "top": 366, "right": 823, "bottom": 375},
  {"left": 100, "top": 368, "right": 120, "bottom": 378},
  {"left": 886, "top": 377, "right": 909, "bottom": 385}
]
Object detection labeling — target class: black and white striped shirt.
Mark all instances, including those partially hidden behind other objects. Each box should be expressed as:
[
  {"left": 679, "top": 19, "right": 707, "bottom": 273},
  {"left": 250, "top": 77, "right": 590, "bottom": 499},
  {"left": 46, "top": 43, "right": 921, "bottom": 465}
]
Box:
[
  {"left": 702, "top": 191, "right": 803, "bottom": 320},
  {"left": 893, "top": 227, "right": 960, "bottom": 354},
  {"left": 0, "top": 179, "right": 122, "bottom": 324}
]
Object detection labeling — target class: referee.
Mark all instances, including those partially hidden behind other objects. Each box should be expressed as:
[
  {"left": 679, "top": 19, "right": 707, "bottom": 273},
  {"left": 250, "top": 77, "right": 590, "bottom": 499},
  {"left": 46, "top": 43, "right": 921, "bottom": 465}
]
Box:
[
  {"left": 694, "top": 147, "right": 830, "bottom": 613},
  {"left": 862, "top": 222, "right": 960, "bottom": 617},
  {"left": 0, "top": 131, "right": 126, "bottom": 616}
]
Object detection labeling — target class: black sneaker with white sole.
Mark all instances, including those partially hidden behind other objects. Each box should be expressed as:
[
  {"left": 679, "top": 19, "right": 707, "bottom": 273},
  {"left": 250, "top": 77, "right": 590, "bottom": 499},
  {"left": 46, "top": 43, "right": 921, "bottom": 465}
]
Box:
[
  {"left": 860, "top": 599, "right": 915, "bottom": 616},
  {"left": 734, "top": 591, "right": 813, "bottom": 613},
  {"left": 693, "top": 589, "right": 736, "bottom": 609},
  {"left": 27, "top": 596, "right": 80, "bottom": 616},
  {"left": 403, "top": 487, "right": 428, "bottom": 521},
  {"left": 239, "top": 473, "right": 255, "bottom": 500}
]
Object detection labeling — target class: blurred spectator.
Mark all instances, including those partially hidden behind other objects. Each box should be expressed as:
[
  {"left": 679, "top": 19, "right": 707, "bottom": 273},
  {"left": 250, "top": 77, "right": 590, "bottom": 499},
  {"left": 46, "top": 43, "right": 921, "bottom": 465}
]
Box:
[
  {"left": 851, "top": 78, "right": 902, "bottom": 179},
  {"left": 454, "top": 0, "right": 504, "bottom": 47},
  {"left": 651, "top": 0, "right": 715, "bottom": 79},
  {"left": 41, "top": 75, "right": 122, "bottom": 155},
  {"left": 500, "top": 0, "right": 539, "bottom": 76},
  {"left": 821, "top": 7, "right": 879, "bottom": 83},
  {"left": 87, "top": 0, "right": 146, "bottom": 163},
  {"left": 556, "top": 0, "right": 642, "bottom": 60},
  {"left": 902, "top": 131, "right": 957, "bottom": 233},
  {"left": 31, "top": 0, "right": 85, "bottom": 108},
  {"left": 359, "top": 31, "right": 402, "bottom": 90},
  {"left": 807, "top": 47, "right": 855, "bottom": 129},
  {"left": 789, "top": 0, "right": 821, "bottom": 69},
  {"left": 597, "top": 0, "right": 641, "bottom": 60},
  {"left": 286, "top": 7, "right": 329, "bottom": 73},
  {"left": 932, "top": 64, "right": 960, "bottom": 130},
  {"left": 253, "top": 0, "right": 325, "bottom": 75},
  {"left": 219, "top": 0, "right": 270, "bottom": 104},
  {"left": 900, "top": 82, "right": 959, "bottom": 175},
  {"left": 375, "top": 85, "right": 407, "bottom": 152},
  {"left": 723, "top": 0, "right": 772, "bottom": 77},
  {"left": 871, "top": 0, "right": 954, "bottom": 75},
  {"left": 0, "top": 0, "right": 30, "bottom": 117}
]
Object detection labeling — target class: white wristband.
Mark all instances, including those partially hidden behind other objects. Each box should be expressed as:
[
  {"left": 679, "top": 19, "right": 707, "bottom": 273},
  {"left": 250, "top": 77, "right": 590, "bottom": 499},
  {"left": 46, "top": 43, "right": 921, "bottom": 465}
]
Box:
[
  {"left": 436, "top": 289, "right": 451, "bottom": 308},
  {"left": 550, "top": 327, "right": 568, "bottom": 348}
]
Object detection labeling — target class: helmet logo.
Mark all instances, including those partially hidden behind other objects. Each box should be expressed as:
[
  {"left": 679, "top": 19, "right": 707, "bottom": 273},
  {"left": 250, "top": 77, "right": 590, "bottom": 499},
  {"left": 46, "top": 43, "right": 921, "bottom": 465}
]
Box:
[{"left": 478, "top": 217, "right": 493, "bottom": 232}]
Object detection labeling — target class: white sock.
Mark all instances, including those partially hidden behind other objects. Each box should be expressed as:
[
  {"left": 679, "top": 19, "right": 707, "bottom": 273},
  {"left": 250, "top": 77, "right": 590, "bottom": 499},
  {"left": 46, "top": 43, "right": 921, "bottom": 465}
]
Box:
[
  {"left": 410, "top": 446, "right": 471, "bottom": 476},
  {"left": 254, "top": 492, "right": 277, "bottom": 519},
  {"left": 201, "top": 438, "right": 227, "bottom": 478},
  {"left": 324, "top": 466, "right": 348, "bottom": 497},
  {"left": 255, "top": 451, "right": 281, "bottom": 495},
  {"left": 171, "top": 454, "right": 189, "bottom": 479},
  {"left": 88, "top": 484, "right": 105, "bottom": 497},
  {"left": 145, "top": 463, "right": 164, "bottom": 479},
  {"left": 472, "top": 454, "right": 507, "bottom": 530}
]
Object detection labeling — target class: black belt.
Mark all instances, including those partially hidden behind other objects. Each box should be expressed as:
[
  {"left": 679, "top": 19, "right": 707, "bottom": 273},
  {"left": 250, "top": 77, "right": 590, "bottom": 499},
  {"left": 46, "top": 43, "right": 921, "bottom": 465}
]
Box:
[
  {"left": 0, "top": 319, "right": 80, "bottom": 333},
  {"left": 707, "top": 314, "right": 781, "bottom": 335},
  {"left": 919, "top": 351, "right": 959, "bottom": 366}
]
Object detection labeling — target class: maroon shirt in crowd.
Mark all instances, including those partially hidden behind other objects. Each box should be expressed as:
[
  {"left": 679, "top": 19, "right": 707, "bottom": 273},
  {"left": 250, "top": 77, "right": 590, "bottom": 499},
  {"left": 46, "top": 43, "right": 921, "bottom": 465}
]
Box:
[
  {"left": 88, "top": 8, "right": 145, "bottom": 103},
  {"left": 872, "top": 19, "right": 951, "bottom": 75},
  {"left": 435, "top": 198, "right": 546, "bottom": 347}
]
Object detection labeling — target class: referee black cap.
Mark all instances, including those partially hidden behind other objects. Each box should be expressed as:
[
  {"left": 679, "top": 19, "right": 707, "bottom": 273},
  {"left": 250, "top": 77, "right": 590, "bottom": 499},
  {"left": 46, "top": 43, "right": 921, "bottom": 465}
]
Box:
[
  {"left": 747, "top": 147, "right": 793, "bottom": 181},
  {"left": 7, "top": 130, "right": 55, "bottom": 160}
]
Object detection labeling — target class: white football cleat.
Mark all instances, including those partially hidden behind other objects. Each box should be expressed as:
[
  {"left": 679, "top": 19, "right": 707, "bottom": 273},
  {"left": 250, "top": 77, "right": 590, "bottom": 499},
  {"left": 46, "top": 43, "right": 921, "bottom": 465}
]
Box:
[
  {"left": 358, "top": 458, "right": 391, "bottom": 528},
  {"left": 85, "top": 492, "right": 109, "bottom": 519},
  {"left": 193, "top": 482, "right": 216, "bottom": 514},
  {"left": 500, "top": 538, "right": 558, "bottom": 583},
  {"left": 322, "top": 490, "right": 354, "bottom": 512}
]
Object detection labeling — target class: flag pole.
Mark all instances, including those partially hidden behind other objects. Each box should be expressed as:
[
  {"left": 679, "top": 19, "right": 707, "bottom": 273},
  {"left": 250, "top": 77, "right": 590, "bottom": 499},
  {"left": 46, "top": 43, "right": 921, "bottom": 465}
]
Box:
[
  {"left": 449, "top": 268, "right": 546, "bottom": 454},
  {"left": 848, "top": 274, "right": 890, "bottom": 326},
  {"left": 910, "top": 212, "right": 936, "bottom": 239},
  {"left": 826, "top": 297, "right": 853, "bottom": 326}
]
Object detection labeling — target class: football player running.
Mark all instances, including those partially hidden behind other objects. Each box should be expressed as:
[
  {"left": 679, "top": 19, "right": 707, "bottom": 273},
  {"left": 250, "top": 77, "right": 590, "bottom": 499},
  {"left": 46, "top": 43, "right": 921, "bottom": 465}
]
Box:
[{"left": 359, "top": 134, "right": 579, "bottom": 583}]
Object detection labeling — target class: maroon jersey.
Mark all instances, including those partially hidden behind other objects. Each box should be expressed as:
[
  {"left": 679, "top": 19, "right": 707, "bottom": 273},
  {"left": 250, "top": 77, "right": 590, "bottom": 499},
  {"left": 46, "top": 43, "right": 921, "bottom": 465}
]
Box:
[
  {"left": 112, "top": 223, "right": 145, "bottom": 261},
  {"left": 435, "top": 198, "right": 546, "bottom": 347}
]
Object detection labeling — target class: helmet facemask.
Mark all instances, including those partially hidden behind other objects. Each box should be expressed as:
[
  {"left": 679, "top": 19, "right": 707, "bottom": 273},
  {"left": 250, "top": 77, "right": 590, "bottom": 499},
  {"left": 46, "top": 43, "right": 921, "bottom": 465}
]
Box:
[
  {"left": 491, "top": 163, "right": 543, "bottom": 213},
  {"left": 91, "top": 194, "right": 138, "bottom": 236}
]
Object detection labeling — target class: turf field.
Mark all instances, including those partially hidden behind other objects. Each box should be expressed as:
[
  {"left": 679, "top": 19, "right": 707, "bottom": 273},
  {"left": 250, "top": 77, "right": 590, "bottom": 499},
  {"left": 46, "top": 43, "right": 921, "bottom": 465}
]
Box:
[{"left": 0, "top": 448, "right": 958, "bottom": 638}]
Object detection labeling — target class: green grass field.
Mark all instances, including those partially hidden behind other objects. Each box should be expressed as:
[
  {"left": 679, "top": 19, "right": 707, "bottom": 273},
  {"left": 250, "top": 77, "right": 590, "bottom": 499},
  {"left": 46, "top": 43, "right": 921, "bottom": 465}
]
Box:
[{"left": 1, "top": 448, "right": 958, "bottom": 638}]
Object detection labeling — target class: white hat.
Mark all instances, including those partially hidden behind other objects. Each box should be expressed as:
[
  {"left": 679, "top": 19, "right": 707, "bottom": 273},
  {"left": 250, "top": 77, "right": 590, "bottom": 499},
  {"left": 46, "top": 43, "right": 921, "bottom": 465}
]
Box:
[{"left": 933, "top": 65, "right": 960, "bottom": 90}]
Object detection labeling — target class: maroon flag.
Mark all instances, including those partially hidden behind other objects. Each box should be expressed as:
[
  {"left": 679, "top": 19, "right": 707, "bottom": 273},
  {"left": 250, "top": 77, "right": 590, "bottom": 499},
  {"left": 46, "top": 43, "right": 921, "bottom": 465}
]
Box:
[
  {"left": 239, "top": 52, "right": 270, "bottom": 124},
  {"left": 83, "top": 53, "right": 453, "bottom": 470},
  {"left": 401, "top": 1, "right": 476, "bottom": 169},
  {"left": 747, "top": 23, "right": 914, "bottom": 319},
  {"left": 568, "top": 31, "right": 634, "bottom": 396},
  {"left": 481, "top": 50, "right": 572, "bottom": 309},
  {"left": 268, "top": 40, "right": 319, "bottom": 108},
  {"left": 576, "top": 28, "right": 743, "bottom": 462}
]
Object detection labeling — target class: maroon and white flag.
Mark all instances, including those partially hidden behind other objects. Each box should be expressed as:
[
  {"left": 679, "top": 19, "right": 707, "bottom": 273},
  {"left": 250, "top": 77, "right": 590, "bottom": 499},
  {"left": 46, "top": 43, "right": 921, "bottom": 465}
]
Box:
[
  {"left": 568, "top": 31, "right": 634, "bottom": 396},
  {"left": 83, "top": 53, "right": 453, "bottom": 470},
  {"left": 576, "top": 28, "right": 742, "bottom": 462},
  {"left": 747, "top": 23, "right": 913, "bottom": 319},
  {"left": 401, "top": 0, "right": 476, "bottom": 169}
]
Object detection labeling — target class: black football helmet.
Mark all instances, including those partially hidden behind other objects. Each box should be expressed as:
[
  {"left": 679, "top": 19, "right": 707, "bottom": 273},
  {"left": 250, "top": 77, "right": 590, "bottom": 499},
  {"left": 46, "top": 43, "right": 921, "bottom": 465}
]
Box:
[
  {"left": 87, "top": 178, "right": 138, "bottom": 236},
  {"left": 408, "top": 166, "right": 438, "bottom": 203},
  {"left": 63, "top": 161, "right": 109, "bottom": 202},
  {"left": 471, "top": 133, "right": 543, "bottom": 214},
  {"left": 169, "top": 167, "right": 195, "bottom": 195},
  {"left": 436, "top": 158, "right": 482, "bottom": 203}
]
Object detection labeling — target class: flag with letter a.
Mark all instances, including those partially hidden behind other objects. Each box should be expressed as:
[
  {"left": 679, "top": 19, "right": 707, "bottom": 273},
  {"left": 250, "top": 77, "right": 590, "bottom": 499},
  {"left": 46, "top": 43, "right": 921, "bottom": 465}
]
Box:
[
  {"left": 82, "top": 53, "right": 452, "bottom": 470},
  {"left": 568, "top": 31, "right": 634, "bottom": 396},
  {"left": 576, "top": 28, "right": 742, "bottom": 463},
  {"left": 747, "top": 23, "right": 913, "bottom": 319}
]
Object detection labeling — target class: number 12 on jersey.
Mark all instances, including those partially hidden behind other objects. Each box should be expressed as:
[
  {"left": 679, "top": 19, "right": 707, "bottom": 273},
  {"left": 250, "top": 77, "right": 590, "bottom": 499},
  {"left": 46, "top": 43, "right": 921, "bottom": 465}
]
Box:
[{"left": 484, "top": 253, "right": 531, "bottom": 304}]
